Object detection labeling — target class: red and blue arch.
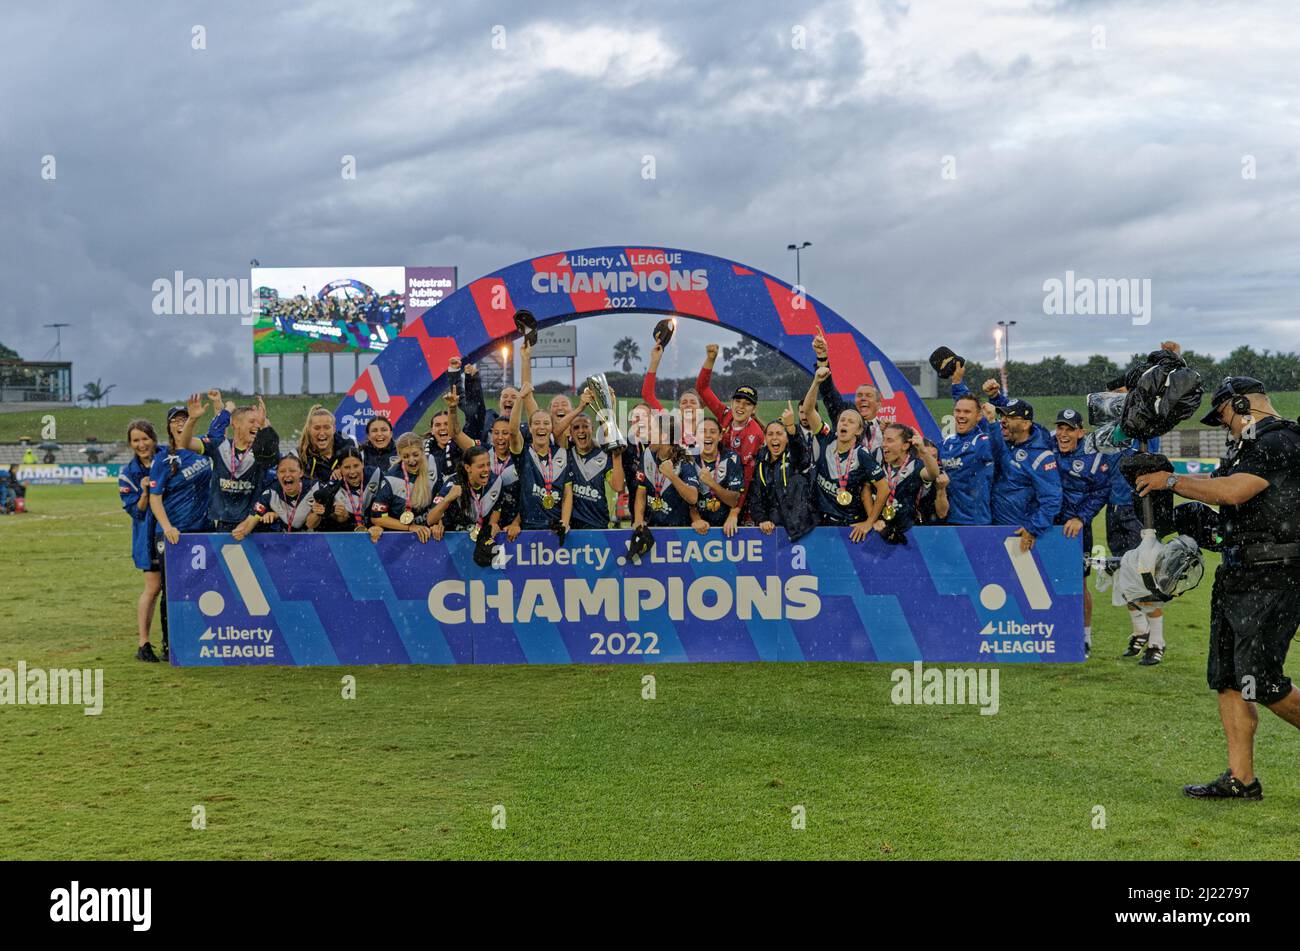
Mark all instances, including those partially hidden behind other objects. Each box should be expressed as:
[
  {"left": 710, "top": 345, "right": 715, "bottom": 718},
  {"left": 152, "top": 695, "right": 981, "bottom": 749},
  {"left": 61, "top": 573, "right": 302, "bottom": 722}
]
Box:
[{"left": 335, "top": 246, "right": 938, "bottom": 443}]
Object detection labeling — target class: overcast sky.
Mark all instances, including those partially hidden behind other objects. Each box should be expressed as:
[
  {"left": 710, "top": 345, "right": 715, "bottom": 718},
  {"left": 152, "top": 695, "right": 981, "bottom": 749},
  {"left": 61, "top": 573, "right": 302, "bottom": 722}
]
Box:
[{"left": 3, "top": 0, "right": 1298, "bottom": 402}]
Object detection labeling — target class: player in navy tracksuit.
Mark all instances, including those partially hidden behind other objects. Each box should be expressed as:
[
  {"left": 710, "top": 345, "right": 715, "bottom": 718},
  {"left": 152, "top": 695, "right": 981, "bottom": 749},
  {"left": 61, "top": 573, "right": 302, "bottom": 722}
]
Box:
[
  {"left": 945, "top": 368, "right": 996, "bottom": 524},
  {"left": 119, "top": 419, "right": 166, "bottom": 662},
  {"left": 1053, "top": 408, "right": 1112, "bottom": 656},
  {"left": 980, "top": 385, "right": 1063, "bottom": 551}
]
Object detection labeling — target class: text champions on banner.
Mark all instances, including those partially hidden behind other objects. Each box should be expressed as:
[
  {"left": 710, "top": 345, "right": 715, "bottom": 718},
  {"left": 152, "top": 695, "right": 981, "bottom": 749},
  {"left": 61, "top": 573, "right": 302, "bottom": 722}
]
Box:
[{"left": 164, "top": 527, "right": 1084, "bottom": 666}]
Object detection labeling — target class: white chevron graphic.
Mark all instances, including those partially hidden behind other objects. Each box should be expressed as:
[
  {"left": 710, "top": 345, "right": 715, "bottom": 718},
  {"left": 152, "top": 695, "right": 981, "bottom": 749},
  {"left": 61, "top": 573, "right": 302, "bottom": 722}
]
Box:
[
  {"left": 220, "top": 544, "right": 271, "bottom": 615},
  {"left": 1002, "top": 537, "right": 1053, "bottom": 609}
]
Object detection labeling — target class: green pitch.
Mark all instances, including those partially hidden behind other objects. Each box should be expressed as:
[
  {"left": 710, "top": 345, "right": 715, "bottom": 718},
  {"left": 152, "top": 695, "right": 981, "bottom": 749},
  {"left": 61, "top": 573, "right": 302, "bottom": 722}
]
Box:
[{"left": 2, "top": 485, "right": 1298, "bottom": 860}]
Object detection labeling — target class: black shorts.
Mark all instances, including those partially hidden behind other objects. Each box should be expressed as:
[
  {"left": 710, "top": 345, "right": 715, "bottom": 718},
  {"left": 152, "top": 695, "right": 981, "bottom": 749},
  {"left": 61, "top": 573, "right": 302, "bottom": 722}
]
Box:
[
  {"left": 1105, "top": 504, "right": 1143, "bottom": 557},
  {"left": 569, "top": 518, "right": 606, "bottom": 531},
  {"left": 1207, "top": 570, "right": 1300, "bottom": 704}
]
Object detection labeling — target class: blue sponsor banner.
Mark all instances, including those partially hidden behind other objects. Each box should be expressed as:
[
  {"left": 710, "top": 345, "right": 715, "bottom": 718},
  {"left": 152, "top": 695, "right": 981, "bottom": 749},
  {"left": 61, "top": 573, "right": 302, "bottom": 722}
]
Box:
[{"left": 164, "top": 527, "right": 1083, "bottom": 667}]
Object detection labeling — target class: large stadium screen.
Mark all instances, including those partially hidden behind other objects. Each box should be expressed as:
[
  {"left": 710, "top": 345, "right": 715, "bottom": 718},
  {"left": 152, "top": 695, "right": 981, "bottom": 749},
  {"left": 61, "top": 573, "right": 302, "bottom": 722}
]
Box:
[{"left": 251, "top": 265, "right": 456, "bottom": 355}]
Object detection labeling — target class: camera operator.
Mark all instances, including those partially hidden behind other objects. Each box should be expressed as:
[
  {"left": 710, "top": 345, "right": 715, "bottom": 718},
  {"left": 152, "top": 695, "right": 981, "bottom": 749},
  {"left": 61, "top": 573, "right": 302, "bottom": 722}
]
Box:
[{"left": 1135, "top": 377, "right": 1300, "bottom": 800}]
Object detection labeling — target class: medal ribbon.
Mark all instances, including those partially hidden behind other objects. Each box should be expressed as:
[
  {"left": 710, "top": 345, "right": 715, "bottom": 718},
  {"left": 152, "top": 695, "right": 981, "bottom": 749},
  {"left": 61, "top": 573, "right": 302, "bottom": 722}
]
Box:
[
  {"left": 284, "top": 491, "right": 301, "bottom": 533},
  {"left": 227, "top": 441, "right": 250, "bottom": 475},
  {"left": 829, "top": 447, "right": 851, "bottom": 493},
  {"left": 886, "top": 461, "right": 904, "bottom": 502},
  {"left": 343, "top": 482, "right": 364, "bottom": 526}
]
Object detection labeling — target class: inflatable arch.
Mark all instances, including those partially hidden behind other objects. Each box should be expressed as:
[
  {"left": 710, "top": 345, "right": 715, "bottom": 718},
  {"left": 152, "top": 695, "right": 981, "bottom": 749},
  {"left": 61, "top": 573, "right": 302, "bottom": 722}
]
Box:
[{"left": 334, "top": 246, "right": 938, "bottom": 444}]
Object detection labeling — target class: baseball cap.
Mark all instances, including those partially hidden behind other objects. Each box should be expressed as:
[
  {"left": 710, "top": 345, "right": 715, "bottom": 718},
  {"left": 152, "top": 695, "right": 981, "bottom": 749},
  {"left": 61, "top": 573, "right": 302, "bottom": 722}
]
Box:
[
  {"left": 996, "top": 398, "right": 1034, "bottom": 421},
  {"left": 1199, "top": 376, "right": 1266, "bottom": 427},
  {"left": 732, "top": 385, "right": 758, "bottom": 405},
  {"left": 166, "top": 405, "right": 189, "bottom": 422},
  {"left": 1056, "top": 408, "right": 1084, "bottom": 428}
]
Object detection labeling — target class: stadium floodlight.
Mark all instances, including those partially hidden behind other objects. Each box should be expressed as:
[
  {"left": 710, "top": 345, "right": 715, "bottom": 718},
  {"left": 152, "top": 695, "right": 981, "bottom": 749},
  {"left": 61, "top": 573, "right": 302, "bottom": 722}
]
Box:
[{"left": 786, "top": 241, "right": 812, "bottom": 287}]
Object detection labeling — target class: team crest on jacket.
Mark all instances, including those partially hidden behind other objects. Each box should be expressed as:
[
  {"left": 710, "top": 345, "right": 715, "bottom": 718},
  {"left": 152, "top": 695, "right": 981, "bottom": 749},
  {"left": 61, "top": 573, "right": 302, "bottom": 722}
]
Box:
[
  {"left": 1072, "top": 459, "right": 1084, "bottom": 472},
  {"left": 1015, "top": 449, "right": 1028, "bottom": 461}
]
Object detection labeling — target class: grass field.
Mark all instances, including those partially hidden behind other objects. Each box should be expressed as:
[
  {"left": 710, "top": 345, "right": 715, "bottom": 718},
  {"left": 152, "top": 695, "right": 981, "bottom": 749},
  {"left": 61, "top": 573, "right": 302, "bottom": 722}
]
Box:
[
  {"left": 3, "top": 485, "right": 1300, "bottom": 860},
  {"left": 7, "top": 388, "right": 1299, "bottom": 446}
]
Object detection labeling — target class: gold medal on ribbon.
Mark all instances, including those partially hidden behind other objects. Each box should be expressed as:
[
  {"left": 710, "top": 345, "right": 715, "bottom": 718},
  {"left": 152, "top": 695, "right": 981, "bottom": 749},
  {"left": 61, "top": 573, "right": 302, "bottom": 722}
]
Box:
[
  {"left": 651, "top": 497, "right": 667, "bottom": 513},
  {"left": 836, "top": 489, "right": 852, "bottom": 506},
  {"left": 541, "top": 493, "right": 555, "bottom": 509},
  {"left": 399, "top": 511, "right": 414, "bottom": 525},
  {"left": 883, "top": 498, "right": 898, "bottom": 521},
  {"left": 706, "top": 498, "right": 720, "bottom": 512},
  {"left": 468, "top": 525, "right": 480, "bottom": 542}
]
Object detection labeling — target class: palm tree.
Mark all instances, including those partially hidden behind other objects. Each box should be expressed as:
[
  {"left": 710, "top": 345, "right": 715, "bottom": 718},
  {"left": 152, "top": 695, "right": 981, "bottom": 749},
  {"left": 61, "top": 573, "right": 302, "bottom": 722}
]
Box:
[
  {"left": 79, "top": 378, "right": 116, "bottom": 408},
  {"left": 613, "top": 337, "right": 641, "bottom": 373}
]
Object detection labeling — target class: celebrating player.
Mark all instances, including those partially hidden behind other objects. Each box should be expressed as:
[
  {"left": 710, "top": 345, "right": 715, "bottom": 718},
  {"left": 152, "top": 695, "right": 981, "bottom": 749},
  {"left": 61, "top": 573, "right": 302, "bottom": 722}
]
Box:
[
  {"left": 564, "top": 401, "right": 625, "bottom": 531},
  {"left": 508, "top": 383, "right": 573, "bottom": 531},
  {"left": 177, "top": 393, "right": 279, "bottom": 532},
  {"left": 318, "top": 448, "right": 382, "bottom": 534},
  {"left": 298, "top": 405, "right": 354, "bottom": 484},
  {"left": 433, "top": 445, "right": 509, "bottom": 540},
  {"left": 359, "top": 416, "right": 399, "bottom": 471},
  {"left": 876, "top": 423, "right": 941, "bottom": 533},
  {"left": 746, "top": 407, "right": 815, "bottom": 540},
  {"left": 692, "top": 416, "right": 744, "bottom": 535},
  {"left": 802, "top": 367, "right": 888, "bottom": 542},
  {"left": 235, "top": 453, "right": 319, "bottom": 537},
  {"left": 696, "top": 343, "right": 765, "bottom": 507},
  {"left": 634, "top": 421, "right": 700, "bottom": 529},
  {"left": 369, "top": 433, "right": 440, "bottom": 542},
  {"left": 811, "top": 331, "right": 884, "bottom": 460}
]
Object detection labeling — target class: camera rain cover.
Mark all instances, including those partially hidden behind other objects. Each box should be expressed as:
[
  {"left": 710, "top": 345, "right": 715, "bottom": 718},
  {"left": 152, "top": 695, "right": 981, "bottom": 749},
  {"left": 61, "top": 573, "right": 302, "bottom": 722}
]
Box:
[{"left": 1119, "top": 352, "right": 1204, "bottom": 441}]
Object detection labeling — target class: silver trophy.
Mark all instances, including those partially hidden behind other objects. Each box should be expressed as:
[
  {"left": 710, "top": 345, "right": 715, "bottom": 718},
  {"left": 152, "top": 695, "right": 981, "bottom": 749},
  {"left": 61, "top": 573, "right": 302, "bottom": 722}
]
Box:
[{"left": 584, "top": 373, "right": 627, "bottom": 451}]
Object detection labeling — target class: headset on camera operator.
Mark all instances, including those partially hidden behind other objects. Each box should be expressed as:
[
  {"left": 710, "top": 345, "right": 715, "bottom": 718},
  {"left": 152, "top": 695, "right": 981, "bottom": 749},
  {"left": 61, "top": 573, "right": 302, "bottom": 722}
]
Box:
[{"left": 1134, "top": 377, "right": 1300, "bottom": 800}]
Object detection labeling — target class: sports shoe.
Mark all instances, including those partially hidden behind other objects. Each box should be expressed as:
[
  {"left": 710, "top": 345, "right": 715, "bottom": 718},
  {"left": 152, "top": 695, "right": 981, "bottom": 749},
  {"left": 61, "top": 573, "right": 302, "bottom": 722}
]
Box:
[
  {"left": 1183, "top": 770, "right": 1262, "bottom": 800},
  {"left": 1122, "top": 634, "right": 1147, "bottom": 657},
  {"left": 160, "top": 645, "right": 170, "bottom": 662},
  {"left": 1084, "top": 641, "right": 1092, "bottom": 658},
  {"left": 136, "top": 642, "right": 160, "bottom": 663},
  {"left": 1138, "top": 644, "right": 1165, "bottom": 666}
]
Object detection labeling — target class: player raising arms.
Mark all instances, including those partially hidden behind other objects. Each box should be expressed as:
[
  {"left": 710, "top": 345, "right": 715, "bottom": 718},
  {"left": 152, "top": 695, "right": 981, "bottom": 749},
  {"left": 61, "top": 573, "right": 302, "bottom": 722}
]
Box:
[
  {"left": 802, "top": 366, "right": 889, "bottom": 542},
  {"left": 696, "top": 343, "right": 765, "bottom": 508},
  {"left": 811, "top": 331, "right": 884, "bottom": 460},
  {"left": 643, "top": 340, "right": 701, "bottom": 453},
  {"left": 508, "top": 383, "right": 573, "bottom": 532},
  {"left": 177, "top": 392, "right": 280, "bottom": 532}
]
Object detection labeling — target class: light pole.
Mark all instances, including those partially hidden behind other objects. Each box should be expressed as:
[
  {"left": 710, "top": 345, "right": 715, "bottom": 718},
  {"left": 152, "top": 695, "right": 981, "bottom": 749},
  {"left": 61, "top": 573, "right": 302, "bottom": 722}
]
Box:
[
  {"left": 786, "top": 242, "right": 811, "bottom": 288},
  {"left": 996, "top": 320, "right": 1017, "bottom": 395}
]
